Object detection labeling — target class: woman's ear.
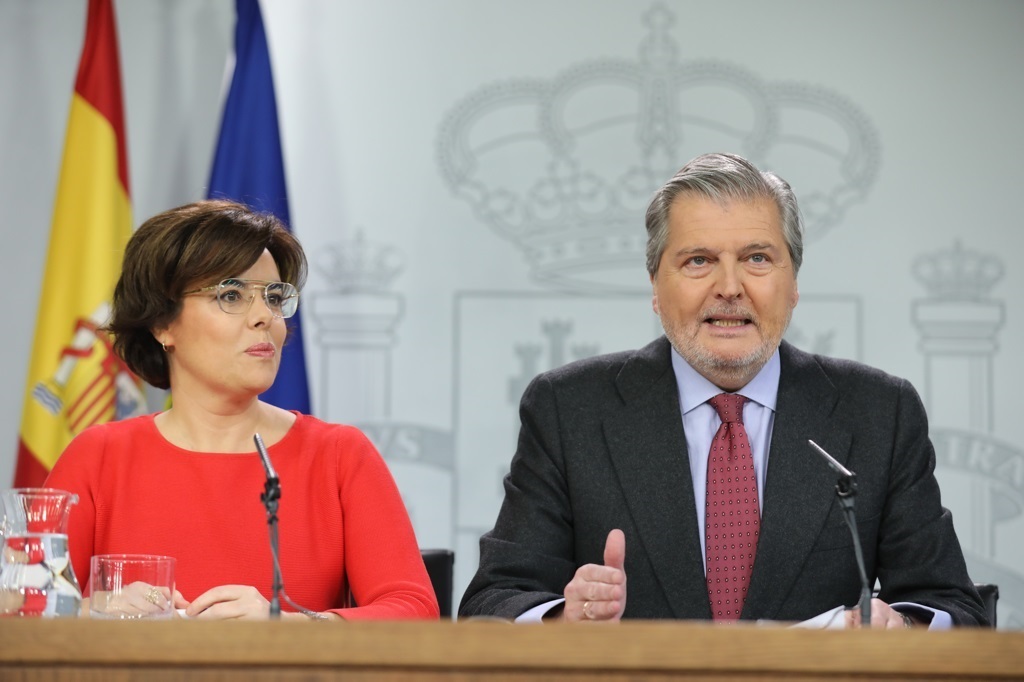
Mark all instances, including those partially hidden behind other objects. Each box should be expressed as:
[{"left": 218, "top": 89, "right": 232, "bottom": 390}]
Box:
[{"left": 151, "top": 327, "right": 171, "bottom": 351}]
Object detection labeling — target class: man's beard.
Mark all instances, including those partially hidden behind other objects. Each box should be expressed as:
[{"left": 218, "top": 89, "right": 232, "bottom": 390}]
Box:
[{"left": 659, "top": 305, "right": 792, "bottom": 388}]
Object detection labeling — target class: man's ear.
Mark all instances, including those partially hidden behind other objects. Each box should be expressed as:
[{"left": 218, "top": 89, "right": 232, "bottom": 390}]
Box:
[{"left": 650, "top": 274, "right": 660, "bottom": 316}]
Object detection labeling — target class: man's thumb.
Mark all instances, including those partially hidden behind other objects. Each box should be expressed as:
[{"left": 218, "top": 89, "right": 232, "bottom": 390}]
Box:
[{"left": 603, "top": 528, "right": 626, "bottom": 571}]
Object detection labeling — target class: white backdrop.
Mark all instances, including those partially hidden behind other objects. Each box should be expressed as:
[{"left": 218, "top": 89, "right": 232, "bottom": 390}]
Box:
[{"left": 1, "top": 0, "right": 1022, "bottom": 627}]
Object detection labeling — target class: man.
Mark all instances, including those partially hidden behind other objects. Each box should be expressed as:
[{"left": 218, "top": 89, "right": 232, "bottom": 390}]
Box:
[{"left": 459, "top": 153, "right": 987, "bottom": 628}]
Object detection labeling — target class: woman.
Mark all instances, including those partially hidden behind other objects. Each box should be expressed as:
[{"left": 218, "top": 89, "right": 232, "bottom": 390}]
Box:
[{"left": 45, "top": 200, "right": 438, "bottom": 620}]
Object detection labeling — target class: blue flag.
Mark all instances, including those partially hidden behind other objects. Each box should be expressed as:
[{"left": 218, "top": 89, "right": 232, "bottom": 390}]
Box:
[{"left": 208, "top": 0, "right": 311, "bottom": 413}]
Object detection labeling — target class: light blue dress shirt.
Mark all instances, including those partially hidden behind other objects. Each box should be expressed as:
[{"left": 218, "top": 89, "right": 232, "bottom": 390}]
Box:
[{"left": 671, "top": 346, "right": 778, "bottom": 569}]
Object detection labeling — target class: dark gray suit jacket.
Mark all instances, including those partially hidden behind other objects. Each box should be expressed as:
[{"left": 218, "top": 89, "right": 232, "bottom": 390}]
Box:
[{"left": 459, "top": 337, "right": 987, "bottom": 625}]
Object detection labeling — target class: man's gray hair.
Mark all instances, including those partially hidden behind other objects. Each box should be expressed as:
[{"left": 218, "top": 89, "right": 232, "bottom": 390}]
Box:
[{"left": 644, "top": 153, "right": 804, "bottom": 276}]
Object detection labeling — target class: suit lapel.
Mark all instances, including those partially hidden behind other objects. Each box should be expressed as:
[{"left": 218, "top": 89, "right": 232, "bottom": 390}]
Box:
[
  {"left": 742, "top": 342, "right": 853, "bottom": 620},
  {"left": 603, "top": 338, "right": 712, "bottom": 619}
]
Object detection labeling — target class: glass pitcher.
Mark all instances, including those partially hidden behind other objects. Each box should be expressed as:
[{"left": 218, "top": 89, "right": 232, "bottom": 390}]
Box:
[{"left": 0, "top": 488, "right": 82, "bottom": 617}]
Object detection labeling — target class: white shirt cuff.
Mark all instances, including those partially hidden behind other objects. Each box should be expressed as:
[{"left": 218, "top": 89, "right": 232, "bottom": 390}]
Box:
[
  {"left": 891, "top": 602, "right": 952, "bottom": 630},
  {"left": 515, "top": 598, "right": 565, "bottom": 623}
]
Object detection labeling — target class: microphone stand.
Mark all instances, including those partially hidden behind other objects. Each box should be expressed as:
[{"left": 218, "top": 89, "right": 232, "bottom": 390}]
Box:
[
  {"left": 254, "top": 433, "right": 282, "bottom": 619},
  {"left": 807, "top": 440, "right": 871, "bottom": 627}
]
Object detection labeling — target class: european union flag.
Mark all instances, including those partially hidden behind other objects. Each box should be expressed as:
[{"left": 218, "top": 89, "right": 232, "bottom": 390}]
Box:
[{"left": 208, "top": 0, "right": 311, "bottom": 413}]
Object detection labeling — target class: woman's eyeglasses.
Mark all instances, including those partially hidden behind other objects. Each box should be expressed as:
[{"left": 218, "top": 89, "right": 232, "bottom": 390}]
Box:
[{"left": 182, "top": 279, "right": 299, "bottom": 319}]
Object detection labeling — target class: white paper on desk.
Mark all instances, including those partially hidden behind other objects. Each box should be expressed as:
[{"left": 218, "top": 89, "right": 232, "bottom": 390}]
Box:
[
  {"left": 784, "top": 605, "right": 847, "bottom": 629},
  {"left": 755, "top": 606, "right": 847, "bottom": 629}
]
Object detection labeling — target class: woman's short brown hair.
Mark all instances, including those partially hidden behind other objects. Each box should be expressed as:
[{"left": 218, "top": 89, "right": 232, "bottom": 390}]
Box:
[{"left": 107, "top": 199, "right": 308, "bottom": 389}]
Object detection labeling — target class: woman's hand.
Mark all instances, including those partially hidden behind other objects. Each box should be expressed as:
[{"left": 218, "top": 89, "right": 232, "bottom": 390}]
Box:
[
  {"left": 90, "top": 581, "right": 172, "bottom": 619},
  {"left": 180, "top": 584, "right": 273, "bottom": 620},
  {"left": 177, "top": 584, "right": 331, "bottom": 620}
]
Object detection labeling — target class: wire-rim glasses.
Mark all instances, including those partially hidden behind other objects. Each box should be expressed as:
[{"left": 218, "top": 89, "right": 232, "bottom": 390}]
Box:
[{"left": 182, "top": 278, "right": 299, "bottom": 319}]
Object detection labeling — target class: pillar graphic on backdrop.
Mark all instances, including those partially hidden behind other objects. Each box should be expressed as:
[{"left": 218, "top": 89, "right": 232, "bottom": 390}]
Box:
[
  {"left": 311, "top": 232, "right": 403, "bottom": 423},
  {"left": 912, "top": 241, "right": 1021, "bottom": 627},
  {"left": 310, "top": 233, "right": 455, "bottom": 552},
  {"left": 912, "top": 241, "right": 1004, "bottom": 431}
]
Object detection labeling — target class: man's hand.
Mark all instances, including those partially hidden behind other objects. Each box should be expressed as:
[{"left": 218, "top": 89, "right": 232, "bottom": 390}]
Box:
[
  {"left": 560, "top": 529, "right": 627, "bottom": 622},
  {"left": 845, "top": 598, "right": 916, "bottom": 629}
]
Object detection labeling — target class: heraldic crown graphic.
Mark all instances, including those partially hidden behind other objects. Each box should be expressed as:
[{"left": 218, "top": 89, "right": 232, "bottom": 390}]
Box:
[
  {"left": 913, "top": 240, "right": 1004, "bottom": 301},
  {"left": 437, "top": 3, "right": 881, "bottom": 294},
  {"left": 316, "top": 231, "right": 404, "bottom": 294}
]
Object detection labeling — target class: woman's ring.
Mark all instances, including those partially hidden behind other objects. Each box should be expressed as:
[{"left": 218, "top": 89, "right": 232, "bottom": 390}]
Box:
[
  {"left": 145, "top": 587, "right": 163, "bottom": 606},
  {"left": 582, "top": 600, "right": 593, "bottom": 620}
]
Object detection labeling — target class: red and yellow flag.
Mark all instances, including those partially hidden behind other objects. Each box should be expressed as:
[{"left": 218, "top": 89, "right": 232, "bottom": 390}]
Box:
[{"left": 14, "top": 0, "right": 144, "bottom": 487}]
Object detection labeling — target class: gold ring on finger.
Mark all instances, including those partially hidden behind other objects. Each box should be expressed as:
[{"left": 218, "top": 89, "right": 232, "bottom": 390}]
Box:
[
  {"left": 582, "top": 600, "right": 593, "bottom": 620},
  {"left": 145, "top": 587, "right": 163, "bottom": 606}
]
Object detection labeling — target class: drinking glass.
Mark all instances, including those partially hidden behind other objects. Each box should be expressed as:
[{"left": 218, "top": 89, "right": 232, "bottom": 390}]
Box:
[{"left": 89, "top": 554, "right": 175, "bottom": 620}]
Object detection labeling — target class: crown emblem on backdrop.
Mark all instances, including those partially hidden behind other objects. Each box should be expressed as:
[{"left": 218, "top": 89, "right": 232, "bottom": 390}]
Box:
[
  {"left": 315, "top": 231, "right": 405, "bottom": 293},
  {"left": 912, "top": 241, "right": 1003, "bottom": 300},
  {"left": 437, "top": 3, "right": 881, "bottom": 293}
]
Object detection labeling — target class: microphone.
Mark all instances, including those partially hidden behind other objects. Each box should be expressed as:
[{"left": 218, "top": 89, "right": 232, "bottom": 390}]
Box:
[
  {"left": 254, "top": 433, "right": 282, "bottom": 619},
  {"left": 254, "top": 433, "right": 279, "bottom": 481},
  {"left": 252, "top": 434, "right": 330, "bottom": 621},
  {"left": 807, "top": 440, "right": 871, "bottom": 627}
]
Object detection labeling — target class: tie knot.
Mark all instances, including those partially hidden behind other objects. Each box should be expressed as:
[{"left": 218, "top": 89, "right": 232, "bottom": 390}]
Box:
[{"left": 709, "top": 393, "right": 747, "bottom": 424}]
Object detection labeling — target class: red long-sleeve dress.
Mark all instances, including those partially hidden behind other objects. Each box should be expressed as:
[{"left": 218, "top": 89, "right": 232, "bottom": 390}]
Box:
[{"left": 44, "top": 412, "right": 438, "bottom": 620}]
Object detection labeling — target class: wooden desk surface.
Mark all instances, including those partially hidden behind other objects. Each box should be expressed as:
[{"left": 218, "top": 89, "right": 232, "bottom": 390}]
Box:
[{"left": 0, "top": 619, "right": 1021, "bottom": 681}]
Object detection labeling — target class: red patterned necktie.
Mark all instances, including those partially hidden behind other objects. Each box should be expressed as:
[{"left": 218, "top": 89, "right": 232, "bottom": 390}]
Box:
[{"left": 705, "top": 393, "right": 760, "bottom": 620}]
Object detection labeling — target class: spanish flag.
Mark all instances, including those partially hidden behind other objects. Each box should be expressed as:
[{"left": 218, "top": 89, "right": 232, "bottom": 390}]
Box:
[{"left": 14, "top": 0, "right": 144, "bottom": 487}]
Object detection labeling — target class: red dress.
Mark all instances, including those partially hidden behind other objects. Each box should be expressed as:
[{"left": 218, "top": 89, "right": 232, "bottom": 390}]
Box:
[{"left": 44, "top": 412, "right": 438, "bottom": 620}]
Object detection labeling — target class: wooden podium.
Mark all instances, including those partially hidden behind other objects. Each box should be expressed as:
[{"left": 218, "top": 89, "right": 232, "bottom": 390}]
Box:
[{"left": 1, "top": 619, "right": 1021, "bottom": 681}]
